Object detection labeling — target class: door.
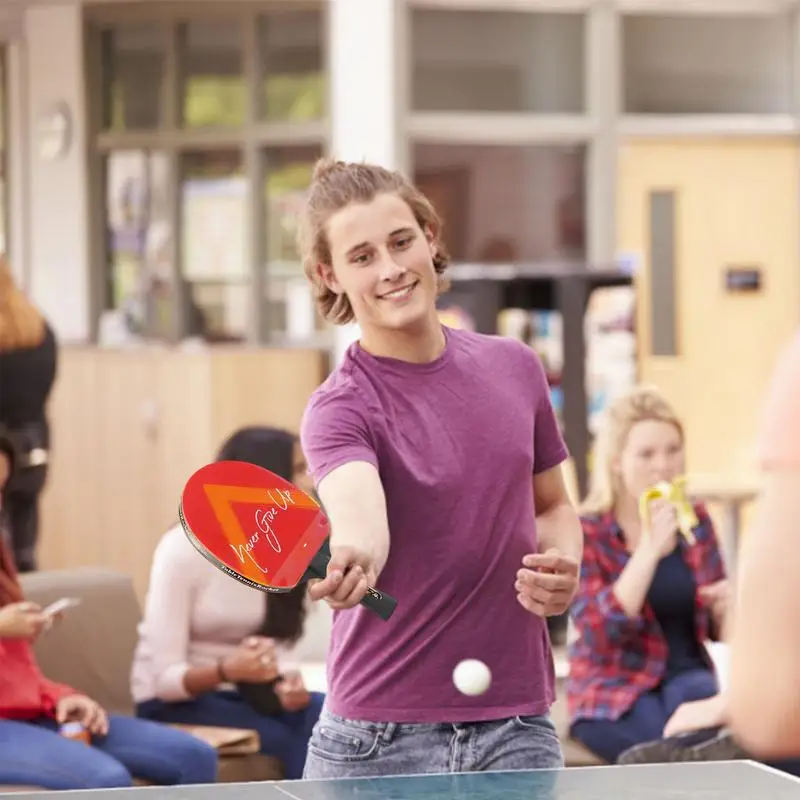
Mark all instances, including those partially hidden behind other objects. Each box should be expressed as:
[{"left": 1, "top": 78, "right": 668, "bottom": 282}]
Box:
[{"left": 618, "top": 138, "right": 800, "bottom": 481}]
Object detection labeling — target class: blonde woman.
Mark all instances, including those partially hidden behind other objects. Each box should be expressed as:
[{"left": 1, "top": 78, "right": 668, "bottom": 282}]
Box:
[
  {"left": 565, "top": 386, "right": 728, "bottom": 764},
  {"left": 0, "top": 258, "right": 56, "bottom": 572}
]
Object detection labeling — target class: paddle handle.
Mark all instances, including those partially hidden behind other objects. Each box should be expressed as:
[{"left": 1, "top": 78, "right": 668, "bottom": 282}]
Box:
[{"left": 308, "top": 550, "right": 397, "bottom": 621}]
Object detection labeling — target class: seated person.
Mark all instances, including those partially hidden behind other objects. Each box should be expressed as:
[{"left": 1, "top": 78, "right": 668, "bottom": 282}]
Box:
[
  {"left": 0, "top": 443, "right": 218, "bottom": 791},
  {"left": 565, "top": 386, "right": 728, "bottom": 764},
  {"left": 133, "top": 426, "right": 325, "bottom": 781},
  {"left": 617, "top": 689, "right": 800, "bottom": 779}
]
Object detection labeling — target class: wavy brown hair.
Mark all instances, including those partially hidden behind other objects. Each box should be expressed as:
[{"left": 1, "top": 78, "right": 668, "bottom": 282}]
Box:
[
  {"left": 297, "top": 158, "right": 451, "bottom": 325},
  {"left": 0, "top": 256, "right": 45, "bottom": 352}
]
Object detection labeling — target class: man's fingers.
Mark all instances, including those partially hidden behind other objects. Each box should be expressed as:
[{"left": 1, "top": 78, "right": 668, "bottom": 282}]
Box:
[
  {"left": 307, "top": 571, "right": 343, "bottom": 601},
  {"left": 522, "top": 553, "right": 578, "bottom": 575},
  {"left": 517, "top": 568, "right": 572, "bottom": 593}
]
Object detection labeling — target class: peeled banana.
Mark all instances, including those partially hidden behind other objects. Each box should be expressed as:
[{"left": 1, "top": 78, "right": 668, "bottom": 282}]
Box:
[{"left": 638, "top": 476, "right": 698, "bottom": 546}]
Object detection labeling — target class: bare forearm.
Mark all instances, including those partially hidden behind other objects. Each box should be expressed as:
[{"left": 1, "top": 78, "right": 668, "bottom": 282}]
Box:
[
  {"left": 612, "top": 546, "right": 660, "bottom": 617},
  {"left": 182, "top": 664, "right": 224, "bottom": 696},
  {"left": 318, "top": 462, "right": 391, "bottom": 577},
  {"left": 537, "top": 502, "right": 583, "bottom": 562}
]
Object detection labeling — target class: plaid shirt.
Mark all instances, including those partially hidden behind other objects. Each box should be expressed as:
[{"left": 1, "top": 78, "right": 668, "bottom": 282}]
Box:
[{"left": 566, "top": 503, "right": 726, "bottom": 724}]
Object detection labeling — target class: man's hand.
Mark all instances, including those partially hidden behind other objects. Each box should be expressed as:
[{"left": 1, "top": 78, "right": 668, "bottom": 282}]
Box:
[
  {"left": 56, "top": 695, "right": 109, "bottom": 736},
  {"left": 275, "top": 670, "right": 310, "bottom": 712},
  {"left": 308, "top": 545, "right": 376, "bottom": 611},
  {"left": 516, "top": 548, "right": 579, "bottom": 617}
]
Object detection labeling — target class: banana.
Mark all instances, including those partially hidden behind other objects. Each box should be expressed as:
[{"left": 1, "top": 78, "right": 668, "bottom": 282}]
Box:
[{"left": 638, "top": 476, "right": 697, "bottom": 546}]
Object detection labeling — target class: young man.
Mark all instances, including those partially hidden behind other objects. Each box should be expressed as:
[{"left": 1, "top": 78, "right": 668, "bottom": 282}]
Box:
[{"left": 297, "top": 158, "right": 582, "bottom": 779}]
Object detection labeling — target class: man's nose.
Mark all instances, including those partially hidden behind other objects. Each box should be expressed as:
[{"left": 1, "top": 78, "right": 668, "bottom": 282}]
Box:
[{"left": 377, "top": 252, "right": 406, "bottom": 282}]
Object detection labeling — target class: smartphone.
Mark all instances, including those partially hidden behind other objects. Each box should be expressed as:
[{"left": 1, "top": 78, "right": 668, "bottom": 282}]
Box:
[{"left": 42, "top": 597, "right": 81, "bottom": 617}]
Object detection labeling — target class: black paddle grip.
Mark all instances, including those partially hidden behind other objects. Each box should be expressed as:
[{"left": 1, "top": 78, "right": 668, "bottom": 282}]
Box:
[{"left": 306, "top": 547, "right": 397, "bottom": 622}]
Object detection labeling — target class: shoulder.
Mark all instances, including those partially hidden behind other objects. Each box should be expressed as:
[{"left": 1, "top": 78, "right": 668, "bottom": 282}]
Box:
[
  {"left": 300, "top": 363, "right": 373, "bottom": 440},
  {"left": 450, "top": 329, "right": 549, "bottom": 384},
  {"left": 579, "top": 512, "right": 616, "bottom": 542},
  {"left": 151, "top": 524, "right": 208, "bottom": 576}
]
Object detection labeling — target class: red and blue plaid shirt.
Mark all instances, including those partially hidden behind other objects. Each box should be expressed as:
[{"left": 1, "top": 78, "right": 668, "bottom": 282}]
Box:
[{"left": 565, "top": 503, "right": 726, "bottom": 724}]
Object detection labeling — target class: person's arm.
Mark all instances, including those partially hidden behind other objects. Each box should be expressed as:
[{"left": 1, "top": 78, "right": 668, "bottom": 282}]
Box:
[
  {"left": 300, "top": 392, "right": 389, "bottom": 606},
  {"left": 316, "top": 461, "right": 391, "bottom": 578},
  {"left": 569, "top": 522, "right": 650, "bottom": 647},
  {"left": 728, "top": 331, "right": 800, "bottom": 757},
  {"left": 534, "top": 465, "right": 582, "bottom": 564},
  {"left": 137, "top": 528, "right": 221, "bottom": 701}
]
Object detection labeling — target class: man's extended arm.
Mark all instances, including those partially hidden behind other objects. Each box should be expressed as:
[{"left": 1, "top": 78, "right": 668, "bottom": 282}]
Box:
[{"left": 308, "top": 461, "right": 392, "bottom": 610}]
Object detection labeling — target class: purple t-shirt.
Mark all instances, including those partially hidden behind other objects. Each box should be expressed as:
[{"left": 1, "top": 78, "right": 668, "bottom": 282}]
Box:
[{"left": 300, "top": 326, "right": 568, "bottom": 723}]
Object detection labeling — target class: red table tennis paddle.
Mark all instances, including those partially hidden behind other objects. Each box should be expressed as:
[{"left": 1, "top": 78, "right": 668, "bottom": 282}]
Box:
[{"left": 179, "top": 460, "right": 397, "bottom": 621}]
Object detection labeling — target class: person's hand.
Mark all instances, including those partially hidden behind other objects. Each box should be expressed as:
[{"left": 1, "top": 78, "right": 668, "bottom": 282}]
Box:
[
  {"left": 275, "top": 670, "right": 310, "bottom": 712},
  {"left": 221, "top": 636, "right": 279, "bottom": 684},
  {"left": 699, "top": 579, "right": 731, "bottom": 634},
  {"left": 516, "top": 548, "right": 580, "bottom": 617},
  {"left": 56, "top": 694, "right": 109, "bottom": 736},
  {"left": 0, "top": 602, "right": 48, "bottom": 640},
  {"left": 639, "top": 498, "right": 679, "bottom": 560},
  {"left": 307, "top": 545, "right": 375, "bottom": 612},
  {"left": 663, "top": 695, "right": 727, "bottom": 739}
]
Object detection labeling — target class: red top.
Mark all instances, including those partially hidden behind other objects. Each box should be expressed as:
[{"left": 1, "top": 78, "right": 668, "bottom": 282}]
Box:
[
  {"left": 0, "top": 636, "right": 76, "bottom": 719},
  {"left": 566, "top": 503, "right": 726, "bottom": 724}
]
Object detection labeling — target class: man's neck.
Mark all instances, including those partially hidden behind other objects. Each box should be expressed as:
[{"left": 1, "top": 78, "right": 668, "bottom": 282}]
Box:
[{"left": 359, "top": 314, "right": 446, "bottom": 364}]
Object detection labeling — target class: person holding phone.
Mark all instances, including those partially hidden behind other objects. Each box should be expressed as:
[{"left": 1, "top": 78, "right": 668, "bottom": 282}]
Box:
[{"left": 0, "top": 433, "right": 218, "bottom": 790}]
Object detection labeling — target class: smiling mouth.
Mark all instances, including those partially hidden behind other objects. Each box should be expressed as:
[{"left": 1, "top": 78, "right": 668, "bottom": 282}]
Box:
[{"left": 379, "top": 281, "right": 419, "bottom": 301}]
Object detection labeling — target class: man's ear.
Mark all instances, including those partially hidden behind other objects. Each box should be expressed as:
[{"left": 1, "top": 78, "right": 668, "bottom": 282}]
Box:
[
  {"left": 423, "top": 224, "right": 439, "bottom": 258},
  {"left": 315, "top": 262, "right": 342, "bottom": 295}
]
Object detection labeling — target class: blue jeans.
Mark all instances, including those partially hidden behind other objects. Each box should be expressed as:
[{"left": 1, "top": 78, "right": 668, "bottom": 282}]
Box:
[
  {"left": 571, "top": 667, "right": 719, "bottom": 763},
  {"left": 0, "top": 713, "right": 218, "bottom": 790},
  {"left": 302, "top": 706, "right": 564, "bottom": 779},
  {"left": 138, "top": 689, "right": 325, "bottom": 780}
]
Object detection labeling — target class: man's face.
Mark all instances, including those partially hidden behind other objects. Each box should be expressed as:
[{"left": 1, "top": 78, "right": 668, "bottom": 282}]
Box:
[{"left": 319, "top": 193, "right": 439, "bottom": 334}]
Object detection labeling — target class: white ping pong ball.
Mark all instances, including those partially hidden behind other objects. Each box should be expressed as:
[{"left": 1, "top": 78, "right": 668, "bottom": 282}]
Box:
[{"left": 453, "top": 659, "right": 492, "bottom": 696}]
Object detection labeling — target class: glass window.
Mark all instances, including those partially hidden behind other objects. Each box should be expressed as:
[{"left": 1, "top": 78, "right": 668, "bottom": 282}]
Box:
[
  {"left": 623, "top": 14, "right": 794, "bottom": 114},
  {"left": 413, "top": 144, "right": 586, "bottom": 263},
  {"left": 411, "top": 10, "right": 585, "bottom": 113},
  {"left": 104, "top": 150, "right": 174, "bottom": 338},
  {"left": 262, "top": 145, "right": 323, "bottom": 340},
  {"left": 258, "top": 10, "right": 325, "bottom": 122},
  {"left": 101, "top": 25, "right": 166, "bottom": 131},
  {"left": 180, "top": 150, "right": 248, "bottom": 341},
  {"left": 180, "top": 20, "right": 245, "bottom": 128}
]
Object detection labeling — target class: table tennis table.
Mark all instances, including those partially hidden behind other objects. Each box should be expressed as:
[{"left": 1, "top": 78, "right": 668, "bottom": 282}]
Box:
[{"left": 3, "top": 761, "right": 798, "bottom": 799}]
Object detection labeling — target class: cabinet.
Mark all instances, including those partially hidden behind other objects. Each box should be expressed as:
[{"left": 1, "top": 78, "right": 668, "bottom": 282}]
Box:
[{"left": 38, "top": 346, "right": 328, "bottom": 598}]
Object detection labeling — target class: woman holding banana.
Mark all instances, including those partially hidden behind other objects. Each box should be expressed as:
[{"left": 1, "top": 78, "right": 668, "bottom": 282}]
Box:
[{"left": 565, "top": 386, "right": 729, "bottom": 764}]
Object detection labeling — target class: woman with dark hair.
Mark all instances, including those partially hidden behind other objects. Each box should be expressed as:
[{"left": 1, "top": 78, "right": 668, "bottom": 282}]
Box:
[
  {"left": 132, "top": 427, "right": 325, "bottom": 781},
  {"left": 0, "top": 443, "right": 218, "bottom": 790}
]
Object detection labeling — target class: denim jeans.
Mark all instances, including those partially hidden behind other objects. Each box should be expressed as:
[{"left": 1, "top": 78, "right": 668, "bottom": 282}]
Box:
[
  {"left": 571, "top": 667, "right": 719, "bottom": 763},
  {"left": 0, "top": 713, "right": 218, "bottom": 790},
  {"left": 302, "top": 707, "right": 564, "bottom": 779},
  {"left": 138, "top": 689, "right": 325, "bottom": 780}
]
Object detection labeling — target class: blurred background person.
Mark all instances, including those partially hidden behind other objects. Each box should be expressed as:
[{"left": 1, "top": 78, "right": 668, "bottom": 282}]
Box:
[
  {"left": 566, "top": 386, "right": 728, "bottom": 765},
  {"left": 729, "top": 330, "right": 800, "bottom": 759},
  {"left": 0, "top": 257, "right": 57, "bottom": 572}
]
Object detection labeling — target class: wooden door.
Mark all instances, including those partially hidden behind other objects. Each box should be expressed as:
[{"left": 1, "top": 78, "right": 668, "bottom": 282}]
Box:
[{"left": 618, "top": 138, "right": 800, "bottom": 481}]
